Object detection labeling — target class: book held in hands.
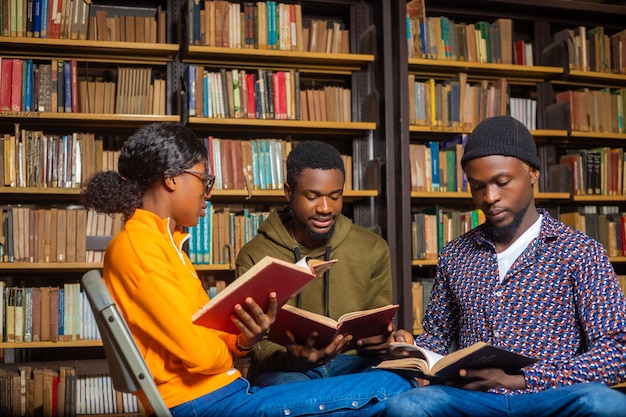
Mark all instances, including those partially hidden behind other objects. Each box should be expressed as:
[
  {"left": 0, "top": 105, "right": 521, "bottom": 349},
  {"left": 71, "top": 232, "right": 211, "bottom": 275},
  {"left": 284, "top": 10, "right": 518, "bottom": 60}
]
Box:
[
  {"left": 374, "top": 341, "right": 537, "bottom": 382},
  {"left": 268, "top": 303, "right": 399, "bottom": 350},
  {"left": 191, "top": 256, "right": 337, "bottom": 334}
]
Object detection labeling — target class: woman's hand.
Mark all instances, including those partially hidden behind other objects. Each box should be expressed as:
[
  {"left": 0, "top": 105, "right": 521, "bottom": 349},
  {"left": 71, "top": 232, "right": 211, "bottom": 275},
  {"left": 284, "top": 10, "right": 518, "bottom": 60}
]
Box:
[{"left": 231, "top": 292, "right": 278, "bottom": 347}]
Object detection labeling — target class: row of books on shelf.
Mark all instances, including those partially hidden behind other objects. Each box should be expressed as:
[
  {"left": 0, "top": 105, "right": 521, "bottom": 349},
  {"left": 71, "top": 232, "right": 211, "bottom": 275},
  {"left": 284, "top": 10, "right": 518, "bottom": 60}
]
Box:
[
  {"left": 411, "top": 207, "right": 485, "bottom": 261},
  {"left": 187, "top": 0, "right": 350, "bottom": 54},
  {"left": 89, "top": 3, "right": 167, "bottom": 44},
  {"left": 406, "top": 0, "right": 626, "bottom": 74},
  {"left": 204, "top": 136, "right": 353, "bottom": 192},
  {"left": 0, "top": 207, "right": 123, "bottom": 263},
  {"left": 1, "top": 0, "right": 167, "bottom": 44},
  {"left": 551, "top": 25, "right": 626, "bottom": 74},
  {"left": 1, "top": 0, "right": 90, "bottom": 40},
  {"left": 0, "top": 128, "right": 113, "bottom": 189},
  {"left": 0, "top": 282, "right": 100, "bottom": 344},
  {"left": 558, "top": 147, "right": 626, "bottom": 196},
  {"left": 0, "top": 58, "right": 168, "bottom": 115},
  {"left": 556, "top": 88, "right": 626, "bottom": 134},
  {"left": 406, "top": 11, "right": 522, "bottom": 65},
  {"left": 409, "top": 136, "right": 468, "bottom": 193},
  {"left": 409, "top": 136, "right": 626, "bottom": 197},
  {"left": 189, "top": 65, "right": 352, "bottom": 122},
  {"left": 187, "top": 202, "right": 270, "bottom": 265},
  {"left": 407, "top": 73, "right": 508, "bottom": 130},
  {"left": 0, "top": 368, "right": 141, "bottom": 417}
]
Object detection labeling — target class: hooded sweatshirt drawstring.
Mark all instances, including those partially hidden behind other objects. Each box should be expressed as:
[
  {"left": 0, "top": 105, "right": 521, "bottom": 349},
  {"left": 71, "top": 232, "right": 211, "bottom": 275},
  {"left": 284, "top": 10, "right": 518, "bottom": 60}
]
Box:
[{"left": 292, "top": 245, "right": 331, "bottom": 317}]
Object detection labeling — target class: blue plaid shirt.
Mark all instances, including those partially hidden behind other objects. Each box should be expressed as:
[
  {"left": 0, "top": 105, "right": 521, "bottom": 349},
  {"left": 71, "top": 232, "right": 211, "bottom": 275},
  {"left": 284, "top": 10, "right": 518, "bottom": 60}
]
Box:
[{"left": 416, "top": 209, "right": 626, "bottom": 393}]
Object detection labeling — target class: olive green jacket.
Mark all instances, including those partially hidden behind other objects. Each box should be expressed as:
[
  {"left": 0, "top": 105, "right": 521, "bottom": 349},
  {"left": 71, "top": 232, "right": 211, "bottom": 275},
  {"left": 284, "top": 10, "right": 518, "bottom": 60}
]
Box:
[{"left": 235, "top": 207, "right": 392, "bottom": 377}]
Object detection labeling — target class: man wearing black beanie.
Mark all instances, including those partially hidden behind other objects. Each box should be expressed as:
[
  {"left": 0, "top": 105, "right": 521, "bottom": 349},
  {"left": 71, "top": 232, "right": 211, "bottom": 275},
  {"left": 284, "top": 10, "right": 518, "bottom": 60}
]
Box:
[{"left": 386, "top": 116, "right": 626, "bottom": 416}]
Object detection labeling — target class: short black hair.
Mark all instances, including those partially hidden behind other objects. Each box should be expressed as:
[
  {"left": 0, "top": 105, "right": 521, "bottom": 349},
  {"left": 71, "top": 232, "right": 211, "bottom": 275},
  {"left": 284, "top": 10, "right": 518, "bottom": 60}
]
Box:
[{"left": 286, "top": 141, "right": 345, "bottom": 190}]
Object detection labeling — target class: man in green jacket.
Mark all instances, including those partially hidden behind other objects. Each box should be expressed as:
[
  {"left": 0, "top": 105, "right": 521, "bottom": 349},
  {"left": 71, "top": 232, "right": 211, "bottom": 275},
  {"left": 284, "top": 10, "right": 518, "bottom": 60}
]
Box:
[{"left": 235, "top": 140, "right": 394, "bottom": 387}]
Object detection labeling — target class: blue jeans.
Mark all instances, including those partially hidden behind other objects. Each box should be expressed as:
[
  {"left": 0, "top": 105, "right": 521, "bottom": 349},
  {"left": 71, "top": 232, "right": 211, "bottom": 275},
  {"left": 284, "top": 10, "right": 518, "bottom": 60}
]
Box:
[
  {"left": 254, "top": 353, "right": 381, "bottom": 387},
  {"left": 385, "top": 382, "right": 626, "bottom": 417},
  {"left": 170, "top": 371, "right": 416, "bottom": 417}
]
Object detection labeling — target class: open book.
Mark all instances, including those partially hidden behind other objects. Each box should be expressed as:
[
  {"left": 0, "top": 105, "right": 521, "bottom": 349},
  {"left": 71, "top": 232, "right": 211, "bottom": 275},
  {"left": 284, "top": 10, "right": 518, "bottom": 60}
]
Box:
[
  {"left": 374, "top": 341, "right": 537, "bottom": 382},
  {"left": 268, "top": 304, "right": 399, "bottom": 350},
  {"left": 192, "top": 256, "right": 337, "bottom": 334}
]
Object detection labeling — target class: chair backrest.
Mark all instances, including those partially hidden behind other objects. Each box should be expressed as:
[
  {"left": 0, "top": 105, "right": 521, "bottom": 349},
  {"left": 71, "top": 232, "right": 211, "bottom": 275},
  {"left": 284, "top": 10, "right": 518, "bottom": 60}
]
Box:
[{"left": 81, "top": 269, "right": 173, "bottom": 417}]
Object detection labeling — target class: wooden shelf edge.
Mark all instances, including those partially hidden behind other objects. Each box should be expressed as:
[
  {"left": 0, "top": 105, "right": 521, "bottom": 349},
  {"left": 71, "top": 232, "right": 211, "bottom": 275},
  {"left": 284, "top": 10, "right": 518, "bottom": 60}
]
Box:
[
  {"left": 571, "top": 195, "right": 626, "bottom": 202},
  {"left": 412, "top": 259, "right": 438, "bottom": 267},
  {"left": 188, "top": 117, "right": 375, "bottom": 133},
  {"left": 0, "top": 37, "right": 179, "bottom": 61},
  {"left": 186, "top": 45, "right": 374, "bottom": 70},
  {"left": 408, "top": 58, "right": 562, "bottom": 79},
  {"left": 0, "top": 112, "right": 180, "bottom": 123},
  {"left": 0, "top": 340, "right": 102, "bottom": 348},
  {"left": 409, "top": 126, "right": 568, "bottom": 137},
  {"left": 0, "top": 262, "right": 103, "bottom": 271}
]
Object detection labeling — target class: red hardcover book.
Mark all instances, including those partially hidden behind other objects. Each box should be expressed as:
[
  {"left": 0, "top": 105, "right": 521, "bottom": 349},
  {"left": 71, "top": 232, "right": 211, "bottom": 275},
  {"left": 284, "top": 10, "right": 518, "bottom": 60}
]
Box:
[
  {"left": 268, "top": 303, "right": 399, "bottom": 350},
  {"left": 11, "top": 59, "right": 23, "bottom": 111},
  {"left": 245, "top": 72, "right": 256, "bottom": 118},
  {"left": 0, "top": 58, "right": 13, "bottom": 110},
  {"left": 192, "top": 256, "right": 336, "bottom": 334}
]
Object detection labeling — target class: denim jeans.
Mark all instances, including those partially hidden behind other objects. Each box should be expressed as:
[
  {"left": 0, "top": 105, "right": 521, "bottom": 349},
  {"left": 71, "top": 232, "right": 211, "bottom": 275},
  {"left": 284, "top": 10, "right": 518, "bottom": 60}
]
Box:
[
  {"left": 170, "top": 370, "right": 416, "bottom": 417},
  {"left": 385, "top": 382, "right": 626, "bottom": 417},
  {"left": 253, "top": 353, "right": 382, "bottom": 387}
]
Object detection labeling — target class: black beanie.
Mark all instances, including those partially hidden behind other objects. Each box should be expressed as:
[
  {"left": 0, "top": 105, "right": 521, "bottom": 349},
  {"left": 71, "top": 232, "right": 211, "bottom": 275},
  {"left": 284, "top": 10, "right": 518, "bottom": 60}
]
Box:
[{"left": 461, "top": 116, "right": 540, "bottom": 170}]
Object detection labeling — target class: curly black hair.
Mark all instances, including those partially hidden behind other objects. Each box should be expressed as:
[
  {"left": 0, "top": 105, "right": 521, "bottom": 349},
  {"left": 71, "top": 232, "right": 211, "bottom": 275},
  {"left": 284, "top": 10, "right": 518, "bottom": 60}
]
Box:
[
  {"left": 81, "top": 122, "right": 207, "bottom": 219},
  {"left": 286, "top": 141, "right": 345, "bottom": 190}
]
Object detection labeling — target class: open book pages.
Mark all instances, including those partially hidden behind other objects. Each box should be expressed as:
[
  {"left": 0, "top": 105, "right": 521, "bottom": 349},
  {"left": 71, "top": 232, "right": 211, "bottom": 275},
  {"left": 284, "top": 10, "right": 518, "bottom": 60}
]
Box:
[
  {"left": 268, "top": 303, "right": 399, "bottom": 349},
  {"left": 375, "top": 341, "right": 537, "bottom": 381}
]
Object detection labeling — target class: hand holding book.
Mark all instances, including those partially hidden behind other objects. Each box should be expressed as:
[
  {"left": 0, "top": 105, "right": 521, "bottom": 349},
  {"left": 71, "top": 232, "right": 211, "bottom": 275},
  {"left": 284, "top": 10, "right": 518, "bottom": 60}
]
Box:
[
  {"left": 192, "top": 256, "right": 337, "bottom": 334},
  {"left": 375, "top": 342, "right": 537, "bottom": 382}
]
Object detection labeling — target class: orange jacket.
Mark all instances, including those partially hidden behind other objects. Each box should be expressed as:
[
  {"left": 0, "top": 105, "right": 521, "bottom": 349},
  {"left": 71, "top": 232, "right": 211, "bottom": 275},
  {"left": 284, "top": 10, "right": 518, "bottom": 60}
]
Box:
[{"left": 103, "top": 209, "right": 245, "bottom": 408}]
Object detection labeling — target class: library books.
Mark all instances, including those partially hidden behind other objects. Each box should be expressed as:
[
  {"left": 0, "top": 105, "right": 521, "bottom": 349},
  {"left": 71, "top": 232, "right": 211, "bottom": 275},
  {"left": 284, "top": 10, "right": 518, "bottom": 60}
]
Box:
[
  {"left": 374, "top": 341, "right": 537, "bottom": 382},
  {"left": 192, "top": 256, "right": 337, "bottom": 334},
  {"left": 268, "top": 303, "right": 399, "bottom": 350}
]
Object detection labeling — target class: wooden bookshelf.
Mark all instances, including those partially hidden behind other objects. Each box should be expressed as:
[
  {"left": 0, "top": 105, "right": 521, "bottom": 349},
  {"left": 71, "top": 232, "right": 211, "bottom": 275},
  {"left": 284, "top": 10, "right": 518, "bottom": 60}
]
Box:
[{"left": 186, "top": 46, "right": 374, "bottom": 72}]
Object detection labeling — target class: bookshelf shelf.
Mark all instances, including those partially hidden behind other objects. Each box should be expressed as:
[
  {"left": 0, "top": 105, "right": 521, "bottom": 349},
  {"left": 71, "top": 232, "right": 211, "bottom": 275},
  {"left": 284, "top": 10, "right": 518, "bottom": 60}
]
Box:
[
  {"left": 0, "top": 340, "right": 103, "bottom": 349},
  {"left": 559, "top": 69, "right": 626, "bottom": 88},
  {"left": 0, "top": 188, "right": 377, "bottom": 200},
  {"left": 571, "top": 195, "right": 626, "bottom": 203},
  {"left": 410, "top": 191, "right": 570, "bottom": 201},
  {"left": 408, "top": 58, "right": 563, "bottom": 81},
  {"left": 412, "top": 259, "right": 438, "bottom": 267},
  {"left": 187, "top": 117, "right": 375, "bottom": 134},
  {"left": 210, "top": 189, "right": 378, "bottom": 202},
  {"left": 0, "top": 262, "right": 103, "bottom": 271},
  {"left": 194, "top": 264, "right": 235, "bottom": 272},
  {"left": 185, "top": 46, "right": 374, "bottom": 72},
  {"left": 0, "top": 113, "right": 180, "bottom": 128},
  {"left": 408, "top": 126, "right": 569, "bottom": 137},
  {"left": 0, "top": 38, "right": 179, "bottom": 64},
  {"left": 568, "top": 131, "right": 626, "bottom": 141}
]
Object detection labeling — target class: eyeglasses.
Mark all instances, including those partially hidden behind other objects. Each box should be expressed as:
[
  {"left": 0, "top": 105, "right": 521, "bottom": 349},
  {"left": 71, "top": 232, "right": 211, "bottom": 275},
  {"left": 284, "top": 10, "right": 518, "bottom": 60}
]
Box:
[{"left": 182, "top": 169, "right": 215, "bottom": 194}]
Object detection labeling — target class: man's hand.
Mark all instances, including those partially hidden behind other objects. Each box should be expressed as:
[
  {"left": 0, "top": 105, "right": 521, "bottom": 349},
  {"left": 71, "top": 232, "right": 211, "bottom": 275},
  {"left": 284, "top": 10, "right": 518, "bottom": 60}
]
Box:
[
  {"left": 355, "top": 322, "right": 394, "bottom": 356},
  {"left": 453, "top": 368, "right": 527, "bottom": 391},
  {"left": 283, "top": 331, "right": 352, "bottom": 372}
]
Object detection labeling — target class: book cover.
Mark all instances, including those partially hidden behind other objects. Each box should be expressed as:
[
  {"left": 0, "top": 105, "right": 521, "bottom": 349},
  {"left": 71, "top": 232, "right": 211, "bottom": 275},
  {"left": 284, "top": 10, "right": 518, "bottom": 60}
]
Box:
[
  {"left": 375, "top": 341, "right": 537, "bottom": 382},
  {"left": 192, "top": 256, "right": 337, "bottom": 334},
  {"left": 268, "top": 303, "right": 399, "bottom": 350}
]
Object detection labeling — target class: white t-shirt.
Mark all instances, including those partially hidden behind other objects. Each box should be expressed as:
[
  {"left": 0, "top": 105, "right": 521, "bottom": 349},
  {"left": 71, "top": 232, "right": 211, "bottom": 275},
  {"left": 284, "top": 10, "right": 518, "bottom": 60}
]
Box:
[{"left": 496, "top": 215, "right": 543, "bottom": 282}]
